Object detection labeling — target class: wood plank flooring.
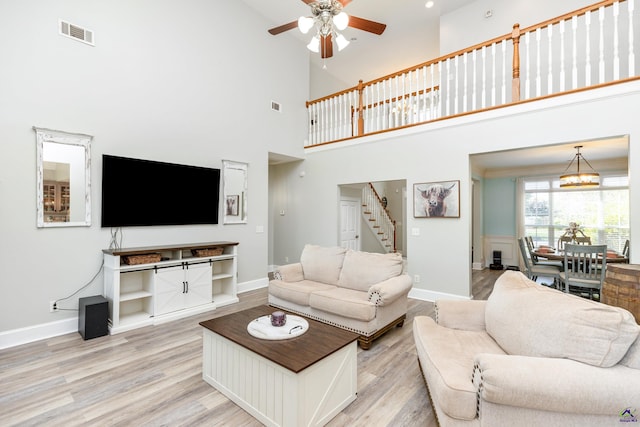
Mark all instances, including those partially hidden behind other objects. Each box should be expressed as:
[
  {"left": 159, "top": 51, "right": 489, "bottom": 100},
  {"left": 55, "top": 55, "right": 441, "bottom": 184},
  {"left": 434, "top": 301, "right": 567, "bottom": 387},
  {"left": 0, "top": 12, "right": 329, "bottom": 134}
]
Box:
[{"left": 0, "top": 269, "right": 502, "bottom": 427}]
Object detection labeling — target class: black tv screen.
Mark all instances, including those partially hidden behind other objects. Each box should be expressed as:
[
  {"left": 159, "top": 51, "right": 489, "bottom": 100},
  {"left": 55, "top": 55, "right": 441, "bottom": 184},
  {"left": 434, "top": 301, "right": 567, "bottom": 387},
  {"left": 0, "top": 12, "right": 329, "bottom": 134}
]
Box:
[{"left": 101, "top": 155, "right": 220, "bottom": 227}]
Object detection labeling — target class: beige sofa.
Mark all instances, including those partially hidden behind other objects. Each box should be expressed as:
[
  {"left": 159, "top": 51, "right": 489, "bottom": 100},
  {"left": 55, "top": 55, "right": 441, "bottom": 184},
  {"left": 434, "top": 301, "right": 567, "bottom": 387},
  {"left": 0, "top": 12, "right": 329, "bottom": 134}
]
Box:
[
  {"left": 414, "top": 270, "right": 640, "bottom": 426},
  {"left": 269, "top": 244, "right": 412, "bottom": 349}
]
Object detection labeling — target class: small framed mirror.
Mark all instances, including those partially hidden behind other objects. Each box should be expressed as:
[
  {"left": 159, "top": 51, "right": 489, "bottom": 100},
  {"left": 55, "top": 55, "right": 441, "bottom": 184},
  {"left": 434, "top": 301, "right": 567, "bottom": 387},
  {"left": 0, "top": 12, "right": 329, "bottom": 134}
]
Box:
[
  {"left": 222, "top": 160, "right": 248, "bottom": 224},
  {"left": 34, "top": 127, "right": 92, "bottom": 227}
]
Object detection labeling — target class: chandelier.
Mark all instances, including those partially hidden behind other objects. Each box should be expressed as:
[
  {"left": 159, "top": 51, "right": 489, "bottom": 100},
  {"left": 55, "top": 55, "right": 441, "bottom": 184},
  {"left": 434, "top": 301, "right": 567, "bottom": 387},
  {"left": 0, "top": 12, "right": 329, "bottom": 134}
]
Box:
[
  {"left": 297, "top": 0, "right": 350, "bottom": 55},
  {"left": 559, "top": 145, "right": 600, "bottom": 188}
]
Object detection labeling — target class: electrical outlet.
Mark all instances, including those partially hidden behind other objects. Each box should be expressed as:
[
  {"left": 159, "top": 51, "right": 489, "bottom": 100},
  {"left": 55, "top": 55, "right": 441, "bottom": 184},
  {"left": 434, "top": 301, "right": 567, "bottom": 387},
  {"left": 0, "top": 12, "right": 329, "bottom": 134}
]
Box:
[
  {"left": 49, "top": 301, "right": 57, "bottom": 312},
  {"left": 414, "top": 274, "right": 421, "bottom": 284}
]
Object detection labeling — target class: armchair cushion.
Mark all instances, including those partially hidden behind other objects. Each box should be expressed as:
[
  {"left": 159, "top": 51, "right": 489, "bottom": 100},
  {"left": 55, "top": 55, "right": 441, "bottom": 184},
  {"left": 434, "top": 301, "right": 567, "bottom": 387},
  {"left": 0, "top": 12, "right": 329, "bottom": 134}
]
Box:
[
  {"left": 300, "top": 244, "right": 347, "bottom": 286},
  {"left": 338, "top": 250, "right": 403, "bottom": 292},
  {"left": 275, "top": 262, "right": 304, "bottom": 282},
  {"left": 485, "top": 271, "right": 640, "bottom": 368}
]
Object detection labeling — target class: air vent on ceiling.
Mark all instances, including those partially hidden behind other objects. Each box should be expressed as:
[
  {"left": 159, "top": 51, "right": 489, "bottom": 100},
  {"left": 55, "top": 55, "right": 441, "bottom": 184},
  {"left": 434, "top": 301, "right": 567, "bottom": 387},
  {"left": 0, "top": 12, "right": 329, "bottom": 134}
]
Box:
[
  {"left": 59, "top": 19, "right": 94, "bottom": 46},
  {"left": 271, "top": 101, "right": 282, "bottom": 113}
]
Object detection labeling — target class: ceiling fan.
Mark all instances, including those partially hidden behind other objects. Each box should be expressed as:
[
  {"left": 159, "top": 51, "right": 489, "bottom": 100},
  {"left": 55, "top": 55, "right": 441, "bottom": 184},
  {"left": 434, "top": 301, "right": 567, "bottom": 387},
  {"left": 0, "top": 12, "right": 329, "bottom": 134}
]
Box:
[{"left": 268, "top": 0, "right": 387, "bottom": 59}]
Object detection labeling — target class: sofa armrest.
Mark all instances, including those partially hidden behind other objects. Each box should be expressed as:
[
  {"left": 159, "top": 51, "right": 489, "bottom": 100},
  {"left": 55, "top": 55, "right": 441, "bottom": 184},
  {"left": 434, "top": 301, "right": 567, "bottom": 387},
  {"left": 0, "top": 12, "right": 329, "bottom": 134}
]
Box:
[
  {"left": 474, "top": 353, "right": 640, "bottom": 415},
  {"left": 435, "top": 300, "right": 487, "bottom": 331},
  {"left": 368, "top": 274, "right": 412, "bottom": 306},
  {"left": 274, "top": 263, "right": 304, "bottom": 282}
]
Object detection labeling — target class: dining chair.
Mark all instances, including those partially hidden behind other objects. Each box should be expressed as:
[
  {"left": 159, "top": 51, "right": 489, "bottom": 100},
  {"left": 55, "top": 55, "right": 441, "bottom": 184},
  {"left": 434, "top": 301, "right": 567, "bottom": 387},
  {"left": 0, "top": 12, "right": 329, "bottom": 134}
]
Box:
[
  {"left": 623, "top": 239, "right": 630, "bottom": 259},
  {"left": 574, "top": 236, "right": 592, "bottom": 245},
  {"left": 557, "top": 235, "right": 573, "bottom": 251},
  {"left": 518, "top": 238, "right": 561, "bottom": 287},
  {"left": 526, "top": 237, "right": 563, "bottom": 270},
  {"left": 558, "top": 244, "right": 607, "bottom": 300}
]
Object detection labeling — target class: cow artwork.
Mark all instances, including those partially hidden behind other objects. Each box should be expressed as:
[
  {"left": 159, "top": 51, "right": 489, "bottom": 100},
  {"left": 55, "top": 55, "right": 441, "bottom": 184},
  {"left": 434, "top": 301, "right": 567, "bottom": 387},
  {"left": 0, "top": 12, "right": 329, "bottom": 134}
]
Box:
[{"left": 414, "top": 181, "right": 460, "bottom": 218}]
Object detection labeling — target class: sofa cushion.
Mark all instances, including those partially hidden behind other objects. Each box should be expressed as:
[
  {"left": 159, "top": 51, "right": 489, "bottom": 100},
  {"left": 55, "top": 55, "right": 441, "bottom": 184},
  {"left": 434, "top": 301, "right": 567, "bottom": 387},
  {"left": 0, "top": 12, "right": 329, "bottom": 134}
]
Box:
[
  {"left": 485, "top": 271, "right": 640, "bottom": 368},
  {"left": 413, "top": 316, "right": 507, "bottom": 421},
  {"left": 269, "top": 279, "right": 337, "bottom": 307},
  {"left": 309, "top": 287, "right": 376, "bottom": 321},
  {"left": 338, "top": 250, "right": 403, "bottom": 292},
  {"left": 300, "top": 244, "right": 347, "bottom": 286},
  {"left": 619, "top": 335, "right": 640, "bottom": 369}
]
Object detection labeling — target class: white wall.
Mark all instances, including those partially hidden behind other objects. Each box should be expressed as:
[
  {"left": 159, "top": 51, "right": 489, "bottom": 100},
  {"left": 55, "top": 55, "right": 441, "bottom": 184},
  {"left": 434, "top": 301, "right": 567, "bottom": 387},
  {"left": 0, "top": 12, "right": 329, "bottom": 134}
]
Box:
[
  {"left": 0, "top": 0, "right": 308, "bottom": 336},
  {"left": 271, "top": 82, "right": 640, "bottom": 300}
]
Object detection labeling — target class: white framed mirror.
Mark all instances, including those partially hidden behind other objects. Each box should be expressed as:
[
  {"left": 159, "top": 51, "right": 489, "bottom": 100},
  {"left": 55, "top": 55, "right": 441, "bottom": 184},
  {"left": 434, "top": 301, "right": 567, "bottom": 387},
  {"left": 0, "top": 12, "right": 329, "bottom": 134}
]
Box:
[
  {"left": 34, "top": 127, "right": 92, "bottom": 228},
  {"left": 222, "top": 160, "right": 248, "bottom": 224}
]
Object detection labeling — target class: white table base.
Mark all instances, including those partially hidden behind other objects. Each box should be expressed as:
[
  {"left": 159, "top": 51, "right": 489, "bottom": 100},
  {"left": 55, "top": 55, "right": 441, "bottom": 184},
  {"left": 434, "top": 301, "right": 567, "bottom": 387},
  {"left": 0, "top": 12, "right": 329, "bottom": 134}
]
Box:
[{"left": 202, "top": 329, "right": 357, "bottom": 427}]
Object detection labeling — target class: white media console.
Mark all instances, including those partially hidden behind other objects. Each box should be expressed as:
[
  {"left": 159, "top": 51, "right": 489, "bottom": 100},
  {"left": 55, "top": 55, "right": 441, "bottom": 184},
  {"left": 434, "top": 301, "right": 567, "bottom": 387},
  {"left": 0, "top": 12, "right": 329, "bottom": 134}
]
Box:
[{"left": 103, "top": 242, "right": 239, "bottom": 334}]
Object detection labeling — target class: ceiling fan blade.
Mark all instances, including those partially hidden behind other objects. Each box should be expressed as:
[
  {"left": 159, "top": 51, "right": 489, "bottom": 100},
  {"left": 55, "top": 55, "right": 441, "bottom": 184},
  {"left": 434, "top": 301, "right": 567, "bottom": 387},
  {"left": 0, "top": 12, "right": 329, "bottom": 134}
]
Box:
[
  {"left": 321, "top": 34, "right": 333, "bottom": 59},
  {"left": 268, "top": 20, "right": 298, "bottom": 35},
  {"left": 338, "top": 0, "right": 353, "bottom": 6},
  {"left": 348, "top": 15, "right": 387, "bottom": 35}
]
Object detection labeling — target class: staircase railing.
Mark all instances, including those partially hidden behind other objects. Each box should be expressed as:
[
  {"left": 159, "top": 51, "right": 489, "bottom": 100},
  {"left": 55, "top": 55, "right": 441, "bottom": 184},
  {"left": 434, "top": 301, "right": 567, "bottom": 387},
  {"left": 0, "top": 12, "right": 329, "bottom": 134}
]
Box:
[
  {"left": 362, "top": 183, "right": 396, "bottom": 253},
  {"left": 305, "top": 0, "right": 638, "bottom": 147}
]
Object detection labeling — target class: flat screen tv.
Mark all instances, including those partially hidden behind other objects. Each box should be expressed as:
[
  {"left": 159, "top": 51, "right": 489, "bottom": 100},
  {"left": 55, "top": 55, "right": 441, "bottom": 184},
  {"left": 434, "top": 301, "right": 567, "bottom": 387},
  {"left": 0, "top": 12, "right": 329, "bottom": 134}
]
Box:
[{"left": 101, "top": 155, "right": 220, "bottom": 227}]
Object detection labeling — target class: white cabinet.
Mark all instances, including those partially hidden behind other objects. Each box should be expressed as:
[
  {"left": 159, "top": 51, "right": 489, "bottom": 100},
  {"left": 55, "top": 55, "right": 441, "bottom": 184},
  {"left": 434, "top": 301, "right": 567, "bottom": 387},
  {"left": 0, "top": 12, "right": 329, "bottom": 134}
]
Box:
[{"left": 103, "top": 242, "right": 239, "bottom": 334}]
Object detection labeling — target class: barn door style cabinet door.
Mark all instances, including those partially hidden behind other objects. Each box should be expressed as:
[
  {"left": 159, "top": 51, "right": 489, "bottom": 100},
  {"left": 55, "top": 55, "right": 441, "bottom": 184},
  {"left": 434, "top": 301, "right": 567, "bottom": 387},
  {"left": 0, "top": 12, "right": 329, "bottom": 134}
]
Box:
[
  {"left": 154, "top": 262, "right": 212, "bottom": 316},
  {"left": 103, "top": 242, "right": 239, "bottom": 334}
]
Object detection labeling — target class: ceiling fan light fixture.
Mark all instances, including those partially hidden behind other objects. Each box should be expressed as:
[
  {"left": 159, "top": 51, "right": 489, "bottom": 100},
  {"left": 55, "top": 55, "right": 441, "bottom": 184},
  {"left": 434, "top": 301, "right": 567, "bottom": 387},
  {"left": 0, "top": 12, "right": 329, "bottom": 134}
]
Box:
[
  {"left": 298, "top": 16, "right": 315, "bottom": 34},
  {"left": 333, "top": 12, "right": 349, "bottom": 31},
  {"left": 335, "top": 33, "right": 350, "bottom": 51},
  {"left": 559, "top": 145, "right": 600, "bottom": 188},
  {"left": 307, "top": 35, "right": 320, "bottom": 53}
]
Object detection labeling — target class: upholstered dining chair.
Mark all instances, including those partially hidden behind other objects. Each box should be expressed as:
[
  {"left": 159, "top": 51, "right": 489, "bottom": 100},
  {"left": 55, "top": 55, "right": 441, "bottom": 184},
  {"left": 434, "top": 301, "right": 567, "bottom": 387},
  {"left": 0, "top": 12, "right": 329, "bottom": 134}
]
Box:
[
  {"left": 518, "top": 238, "right": 561, "bottom": 287},
  {"left": 558, "top": 244, "right": 607, "bottom": 300}
]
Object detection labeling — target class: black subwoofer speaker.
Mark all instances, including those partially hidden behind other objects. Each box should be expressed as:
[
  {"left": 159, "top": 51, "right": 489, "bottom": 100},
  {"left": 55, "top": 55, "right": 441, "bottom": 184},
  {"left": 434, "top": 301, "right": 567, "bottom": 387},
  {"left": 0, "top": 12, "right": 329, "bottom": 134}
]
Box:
[{"left": 78, "top": 296, "right": 109, "bottom": 340}]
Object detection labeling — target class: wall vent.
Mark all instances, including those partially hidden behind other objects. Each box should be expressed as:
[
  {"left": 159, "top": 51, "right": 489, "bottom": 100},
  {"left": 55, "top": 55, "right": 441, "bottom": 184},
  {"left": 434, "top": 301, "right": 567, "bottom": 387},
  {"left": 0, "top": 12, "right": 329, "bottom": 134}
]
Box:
[
  {"left": 271, "top": 101, "right": 282, "bottom": 113},
  {"left": 59, "top": 19, "right": 94, "bottom": 46}
]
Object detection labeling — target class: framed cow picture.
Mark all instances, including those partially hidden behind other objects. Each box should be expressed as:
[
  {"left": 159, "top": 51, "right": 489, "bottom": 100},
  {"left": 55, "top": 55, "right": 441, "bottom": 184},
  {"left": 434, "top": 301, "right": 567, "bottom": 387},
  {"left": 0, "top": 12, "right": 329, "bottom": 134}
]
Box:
[{"left": 413, "top": 180, "right": 460, "bottom": 218}]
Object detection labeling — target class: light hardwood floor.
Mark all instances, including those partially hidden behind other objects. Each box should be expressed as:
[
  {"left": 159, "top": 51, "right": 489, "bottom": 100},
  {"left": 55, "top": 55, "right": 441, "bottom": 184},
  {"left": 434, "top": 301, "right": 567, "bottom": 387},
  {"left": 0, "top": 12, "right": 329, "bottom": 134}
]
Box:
[{"left": 0, "top": 269, "right": 502, "bottom": 427}]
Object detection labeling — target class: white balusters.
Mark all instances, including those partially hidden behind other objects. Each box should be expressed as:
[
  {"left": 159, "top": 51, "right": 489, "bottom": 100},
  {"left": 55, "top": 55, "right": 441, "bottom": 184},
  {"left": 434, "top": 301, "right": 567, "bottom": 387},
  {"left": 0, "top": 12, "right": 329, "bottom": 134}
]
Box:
[
  {"left": 548, "top": 23, "right": 554, "bottom": 94},
  {"left": 472, "top": 50, "right": 477, "bottom": 110},
  {"left": 572, "top": 16, "right": 578, "bottom": 89},
  {"left": 524, "top": 31, "right": 531, "bottom": 99},
  {"left": 599, "top": 6, "right": 606, "bottom": 84},
  {"left": 535, "top": 28, "right": 541, "bottom": 97},
  {"left": 586, "top": 11, "right": 592, "bottom": 86},
  {"left": 629, "top": 0, "right": 635, "bottom": 76},
  {"left": 501, "top": 40, "right": 506, "bottom": 103},
  {"left": 559, "top": 19, "right": 566, "bottom": 92},
  {"left": 481, "top": 45, "right": 487, "bottom": 108},
  {"left": 613, "top": 1, "right": 620, "bottom": 80},
  {"left": 491, "top": 43, "right": 497, "bottom": 106}
]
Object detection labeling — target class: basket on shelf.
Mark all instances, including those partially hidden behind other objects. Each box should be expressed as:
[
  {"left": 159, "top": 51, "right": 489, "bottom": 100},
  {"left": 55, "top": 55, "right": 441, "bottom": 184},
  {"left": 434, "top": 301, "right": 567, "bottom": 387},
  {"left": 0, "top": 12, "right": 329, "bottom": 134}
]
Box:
[
  {"left": 122, "top": 253, "right": 162, "bottom": 265},
  {"left": 192, "top": 247, "right": 224, "bottom": 257}
]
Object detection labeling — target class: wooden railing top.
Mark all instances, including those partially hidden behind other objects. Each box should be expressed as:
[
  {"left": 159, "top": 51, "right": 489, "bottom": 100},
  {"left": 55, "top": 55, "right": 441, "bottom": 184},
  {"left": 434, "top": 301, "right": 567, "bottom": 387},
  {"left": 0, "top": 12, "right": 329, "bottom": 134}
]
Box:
[{"left": 306, "top": 0, "right": 625, "bottom": 108}]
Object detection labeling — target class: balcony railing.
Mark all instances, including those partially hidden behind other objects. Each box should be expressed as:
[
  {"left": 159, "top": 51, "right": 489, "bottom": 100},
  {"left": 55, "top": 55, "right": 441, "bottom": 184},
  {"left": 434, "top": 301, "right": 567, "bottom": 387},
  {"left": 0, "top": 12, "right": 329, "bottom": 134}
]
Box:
[{"left": 305, "top": 0, "right": 639, "bottom": 147}]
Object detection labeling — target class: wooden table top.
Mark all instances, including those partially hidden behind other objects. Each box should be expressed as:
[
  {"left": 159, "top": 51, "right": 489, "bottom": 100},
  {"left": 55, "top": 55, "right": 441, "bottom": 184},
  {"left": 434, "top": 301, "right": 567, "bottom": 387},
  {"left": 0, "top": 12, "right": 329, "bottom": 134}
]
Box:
[
  {"left": 532, "top": 249, "right": 628, "bottom": 263},
  {"left": 200, "top": 306, "right": 359, "bottom": 373}
]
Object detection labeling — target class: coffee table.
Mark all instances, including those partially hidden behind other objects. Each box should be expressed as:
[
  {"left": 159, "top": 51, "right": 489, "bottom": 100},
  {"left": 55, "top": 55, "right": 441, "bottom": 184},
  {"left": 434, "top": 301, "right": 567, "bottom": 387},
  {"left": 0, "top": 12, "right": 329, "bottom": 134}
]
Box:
[{"left": 200, "top": 306, "right": 359, "bottom": 427}]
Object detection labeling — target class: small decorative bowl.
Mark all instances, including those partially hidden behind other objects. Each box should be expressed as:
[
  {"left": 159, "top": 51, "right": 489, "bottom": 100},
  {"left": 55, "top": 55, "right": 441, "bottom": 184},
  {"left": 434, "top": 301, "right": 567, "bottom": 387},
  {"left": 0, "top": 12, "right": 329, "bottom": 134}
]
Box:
[{"left": 270, "top": 311, "right": 287, "bottom": 327}]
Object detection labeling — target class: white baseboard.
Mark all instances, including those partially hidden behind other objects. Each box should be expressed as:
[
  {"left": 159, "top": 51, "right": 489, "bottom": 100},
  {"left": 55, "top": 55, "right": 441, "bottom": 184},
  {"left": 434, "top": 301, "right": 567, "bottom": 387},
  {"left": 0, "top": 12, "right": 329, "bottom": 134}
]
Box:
[
  {"left": 409, "top": 287, "right": 471, "bottom": 302},
  {"left": 238, "top": 277, "right": 269, "bottom": 294},
  {"left": 1, "top": 278, "right": 270, "bottom": 350},
  {"left": 0, "top": 317, "right": 78, "bottom": 350}
]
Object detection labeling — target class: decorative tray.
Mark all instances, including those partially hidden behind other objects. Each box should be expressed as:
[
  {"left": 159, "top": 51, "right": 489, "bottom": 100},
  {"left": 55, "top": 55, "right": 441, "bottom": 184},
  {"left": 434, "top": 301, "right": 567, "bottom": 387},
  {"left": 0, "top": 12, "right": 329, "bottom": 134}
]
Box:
[{"left": 247, "top": 315, "right": 309, "bottom": 340}]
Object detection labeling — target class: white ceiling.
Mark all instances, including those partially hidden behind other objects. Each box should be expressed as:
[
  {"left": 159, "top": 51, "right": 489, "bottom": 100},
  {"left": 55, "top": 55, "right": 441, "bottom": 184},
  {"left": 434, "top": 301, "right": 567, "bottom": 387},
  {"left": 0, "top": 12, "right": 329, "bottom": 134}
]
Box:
[
  {"left": 471, "top": 136, "right": 629, "bottom": 172},
  {"left": 241, "top": 0, "right": 477, "bottom": 85}
]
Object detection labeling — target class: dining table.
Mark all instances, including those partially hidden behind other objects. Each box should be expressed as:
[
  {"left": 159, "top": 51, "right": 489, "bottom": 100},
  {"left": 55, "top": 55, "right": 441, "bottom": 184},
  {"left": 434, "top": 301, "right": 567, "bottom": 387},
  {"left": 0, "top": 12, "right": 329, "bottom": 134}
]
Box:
[{"left": 531, "top": 248, "right": 629, "bottom": 263}]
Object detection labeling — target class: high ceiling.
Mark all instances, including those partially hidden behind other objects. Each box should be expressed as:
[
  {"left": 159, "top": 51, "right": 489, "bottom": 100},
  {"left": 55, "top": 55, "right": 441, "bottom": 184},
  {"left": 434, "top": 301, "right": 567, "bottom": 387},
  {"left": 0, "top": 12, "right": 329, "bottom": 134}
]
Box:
[{"left": 241, "top": 0, "right": 477, "bottom": 86}]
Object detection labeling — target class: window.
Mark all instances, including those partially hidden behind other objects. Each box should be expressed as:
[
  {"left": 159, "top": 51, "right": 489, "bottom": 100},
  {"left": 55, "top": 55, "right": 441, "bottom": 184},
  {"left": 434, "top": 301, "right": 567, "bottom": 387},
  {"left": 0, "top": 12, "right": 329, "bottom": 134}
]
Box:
[{"left": 523, "top": 174, "right": 629, "bottom": 252}]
